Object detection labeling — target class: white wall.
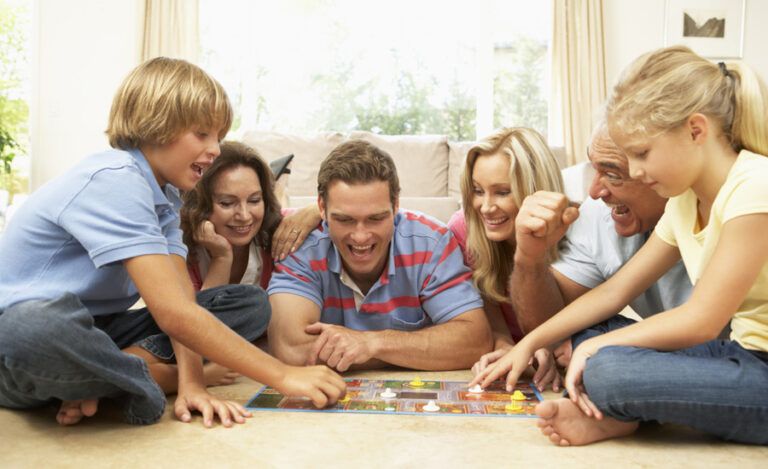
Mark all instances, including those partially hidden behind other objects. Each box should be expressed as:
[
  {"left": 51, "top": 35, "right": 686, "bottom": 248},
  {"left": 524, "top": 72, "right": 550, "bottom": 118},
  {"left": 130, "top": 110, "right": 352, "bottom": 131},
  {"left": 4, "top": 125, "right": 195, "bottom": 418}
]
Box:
[
  {"left": 31, "top": 0, "right": 142, "bottom": 189},
  {"left": 604, "top": 0, "right": 768, "bottom": 87}
]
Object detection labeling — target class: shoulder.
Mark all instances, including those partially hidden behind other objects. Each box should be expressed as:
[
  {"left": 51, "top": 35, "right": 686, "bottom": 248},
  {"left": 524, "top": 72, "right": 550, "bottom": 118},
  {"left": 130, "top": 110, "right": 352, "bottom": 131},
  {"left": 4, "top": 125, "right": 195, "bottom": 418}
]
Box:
[{"left": 394, "top": 209, "right": 450, "bottom": 241}]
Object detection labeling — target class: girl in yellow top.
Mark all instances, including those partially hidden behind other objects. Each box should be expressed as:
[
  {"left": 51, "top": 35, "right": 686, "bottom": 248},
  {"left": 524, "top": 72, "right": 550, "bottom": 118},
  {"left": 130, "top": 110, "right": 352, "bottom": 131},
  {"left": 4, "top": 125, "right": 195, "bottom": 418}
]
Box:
[{"left": 472, "top": 45, "right": 768, "bottom": 446}]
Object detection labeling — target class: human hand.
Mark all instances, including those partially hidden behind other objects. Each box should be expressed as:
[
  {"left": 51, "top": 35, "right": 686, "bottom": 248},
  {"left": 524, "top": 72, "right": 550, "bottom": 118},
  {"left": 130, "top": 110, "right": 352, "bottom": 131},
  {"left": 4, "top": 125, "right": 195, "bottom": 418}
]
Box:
[
  {"left": 174, "top": 385, "right": 251, "bottom": 428},
  {"left": 553, "top": 339, "right": 573, "bottom": 368},
  {"left": 469, "top": 344, "right": 535, "bottom": 391},
  {"left": 564, "top": 341, "right": 603, "bottom": 419},
  {"left": 271, "top": 204, "right": 321, "bottom": 261},
  {"left": 305, "top": 322, "right": 376, "bottom": 372},
  {"left": 274, "top": 364, "right": 347, "bottom": 408},
  {"left": 514, "top": 191, "right": 579, "bottom": 264},
  {"left": 531, "top": 347, "right": 562, "bottom": 392},
  {"left": 194, "top": 220, "right": 232, "bottom": 260},
  {"left": 471, "top": 341, "right": 512, "bottom": 375}
]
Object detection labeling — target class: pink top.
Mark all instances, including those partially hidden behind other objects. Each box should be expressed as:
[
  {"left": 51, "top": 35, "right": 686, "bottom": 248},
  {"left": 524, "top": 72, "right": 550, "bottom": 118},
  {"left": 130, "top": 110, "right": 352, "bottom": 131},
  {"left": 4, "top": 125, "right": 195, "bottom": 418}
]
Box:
[{"left": 447, "top": 210, "right": 524, "bottom": 343}]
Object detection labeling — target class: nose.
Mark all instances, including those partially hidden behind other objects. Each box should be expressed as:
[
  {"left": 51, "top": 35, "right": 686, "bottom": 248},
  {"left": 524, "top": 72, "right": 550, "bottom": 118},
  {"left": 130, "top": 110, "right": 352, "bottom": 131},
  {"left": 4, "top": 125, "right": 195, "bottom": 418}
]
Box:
[
  {"left": 627, "top": 159, "right": 645, "bottom": 181},
  {"left": 588, "top": 172, "right": 609, "bottom": 200},
  {"left": 350, "top": 223, "right": 370, "bottom": 243},
  {"left": 480, "top": 194, "right": 494, "bottom": 214},
  {"left": 234, "top": 203, "right": 249, "bottom": 220},
  {"left": 208, "top": 139, "right": 221, "bottom": 161}
]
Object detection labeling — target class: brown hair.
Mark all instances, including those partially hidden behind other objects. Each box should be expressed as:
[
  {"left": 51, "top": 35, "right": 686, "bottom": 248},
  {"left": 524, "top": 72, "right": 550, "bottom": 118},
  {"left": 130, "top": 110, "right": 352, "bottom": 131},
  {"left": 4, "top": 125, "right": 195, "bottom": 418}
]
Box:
[
  {"left": 180, "top": 141, "right": 282, "bottom": 251},
  {"left": 317, "top": 140, "right": 401, "bottom": 207},
  {"left": 106, "top": 57, "right": 232, "bottom": 149}
]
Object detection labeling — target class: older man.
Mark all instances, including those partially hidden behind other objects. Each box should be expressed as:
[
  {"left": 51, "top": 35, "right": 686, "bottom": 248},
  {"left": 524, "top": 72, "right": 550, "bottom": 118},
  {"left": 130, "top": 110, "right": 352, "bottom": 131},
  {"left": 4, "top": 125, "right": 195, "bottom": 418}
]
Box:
[{"left": 268, "top": 140, "right": 492, "bottom": 372}]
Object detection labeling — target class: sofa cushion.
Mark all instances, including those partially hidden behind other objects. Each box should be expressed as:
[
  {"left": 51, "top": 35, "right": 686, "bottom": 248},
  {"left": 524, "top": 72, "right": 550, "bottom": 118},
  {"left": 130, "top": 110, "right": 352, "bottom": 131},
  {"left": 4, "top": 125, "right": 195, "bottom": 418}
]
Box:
[
  {"left": 241, "top": 130, "right": 346, "bottom": 197},
  {"left": 348, "top": 131, "right": 449, "bottom": 197},
  {"left": 448, "top": 140, "right": 475, "bottom": 202}
]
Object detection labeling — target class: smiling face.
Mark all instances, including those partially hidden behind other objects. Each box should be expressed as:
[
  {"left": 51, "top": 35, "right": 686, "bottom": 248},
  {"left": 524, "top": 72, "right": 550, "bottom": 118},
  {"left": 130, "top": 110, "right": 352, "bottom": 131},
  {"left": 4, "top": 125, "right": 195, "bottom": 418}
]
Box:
[
  {"left": 208, "top": 165, "right": 265, "bottom": 247},
  {"left": 470, "top": 152, "right": 518, "bottom": 243},
  {"left": 587, "top": 130, "right": 668, "bottom": 237},
  {"left": 145, "top": 128, "right": 222, "bottom": 191},
  {"left": 319, "top": 180, "right": 397, "bottom": 288}
]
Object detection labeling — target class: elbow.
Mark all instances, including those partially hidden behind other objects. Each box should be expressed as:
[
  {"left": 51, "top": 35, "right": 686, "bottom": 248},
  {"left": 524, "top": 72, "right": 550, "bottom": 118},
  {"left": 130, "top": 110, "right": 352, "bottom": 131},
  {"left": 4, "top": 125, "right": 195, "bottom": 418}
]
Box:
[{"left": 267, "top": 326, "right": 307, "bottom": 366}]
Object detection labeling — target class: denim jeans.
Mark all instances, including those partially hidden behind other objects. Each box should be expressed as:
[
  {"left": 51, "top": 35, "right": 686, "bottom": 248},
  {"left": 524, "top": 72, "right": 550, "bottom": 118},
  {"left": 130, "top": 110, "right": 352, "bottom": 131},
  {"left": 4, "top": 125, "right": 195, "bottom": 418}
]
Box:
[
  {"left": 575, "top": 316, "right": 768, "bottom": 445},
  {"left": 0, "top": 284, "right": 269, "bottom": 425}
]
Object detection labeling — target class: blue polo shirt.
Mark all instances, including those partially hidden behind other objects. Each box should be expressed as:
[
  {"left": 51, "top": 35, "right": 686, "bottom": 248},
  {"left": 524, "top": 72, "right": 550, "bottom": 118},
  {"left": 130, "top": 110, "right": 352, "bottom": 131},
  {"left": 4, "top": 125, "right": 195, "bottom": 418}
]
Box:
[
  {"left": 267, "top": 210, "right": 484, "bottom": 331},
  {"left": 0, "top": 148, "right": 187, "bottom": 316}
]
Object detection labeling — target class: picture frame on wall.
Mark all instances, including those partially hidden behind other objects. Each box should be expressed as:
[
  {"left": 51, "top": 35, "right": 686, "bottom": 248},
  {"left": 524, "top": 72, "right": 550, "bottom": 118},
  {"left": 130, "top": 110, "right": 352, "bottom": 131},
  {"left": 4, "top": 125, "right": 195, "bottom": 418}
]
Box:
[{"left": 664, "top": 0, "right": 745, "bottom": 58}]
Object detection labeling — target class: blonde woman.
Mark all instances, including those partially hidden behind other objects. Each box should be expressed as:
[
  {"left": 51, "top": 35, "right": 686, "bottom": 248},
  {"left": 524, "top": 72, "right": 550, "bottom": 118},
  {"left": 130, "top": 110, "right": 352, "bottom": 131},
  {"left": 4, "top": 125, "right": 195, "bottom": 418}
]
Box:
[{"left": 448, "top": 127, "right": 564, "bottom": 391}]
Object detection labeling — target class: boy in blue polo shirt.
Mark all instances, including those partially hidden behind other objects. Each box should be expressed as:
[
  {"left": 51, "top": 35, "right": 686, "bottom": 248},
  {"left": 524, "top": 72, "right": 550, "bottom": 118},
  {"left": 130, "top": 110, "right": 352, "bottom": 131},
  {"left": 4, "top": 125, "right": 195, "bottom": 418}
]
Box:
[{"left": 0, "top": 57, "right": 344, "bottom": 427}]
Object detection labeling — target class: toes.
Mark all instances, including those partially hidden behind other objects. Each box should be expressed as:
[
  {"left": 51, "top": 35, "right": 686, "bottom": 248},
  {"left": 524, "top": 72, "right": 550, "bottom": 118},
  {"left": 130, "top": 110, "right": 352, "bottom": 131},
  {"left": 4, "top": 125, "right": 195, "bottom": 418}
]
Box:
[{"left": 81, "top": 399, "right": 99, "bottom": 417}]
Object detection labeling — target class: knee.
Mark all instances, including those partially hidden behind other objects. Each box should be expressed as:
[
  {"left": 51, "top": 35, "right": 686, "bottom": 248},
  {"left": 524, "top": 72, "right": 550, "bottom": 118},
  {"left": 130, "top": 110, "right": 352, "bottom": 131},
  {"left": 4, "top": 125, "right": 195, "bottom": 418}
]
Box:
[
  {"left": 0, "top": 295, "right": 91, "bottom": 356},
  {"left": 582, "top": 346, "right": 642, "bottom": 405}
]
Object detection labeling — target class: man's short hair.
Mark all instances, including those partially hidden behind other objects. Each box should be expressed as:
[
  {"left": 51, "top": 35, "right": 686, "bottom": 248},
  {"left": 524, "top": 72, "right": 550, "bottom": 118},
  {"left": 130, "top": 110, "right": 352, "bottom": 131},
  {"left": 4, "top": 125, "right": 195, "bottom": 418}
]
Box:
[
  {"left": 317, "top": 140, "right": 401, "bottom": 207},
  {"left": 106, "top": 57, "right": 232, "bottom": 150}
]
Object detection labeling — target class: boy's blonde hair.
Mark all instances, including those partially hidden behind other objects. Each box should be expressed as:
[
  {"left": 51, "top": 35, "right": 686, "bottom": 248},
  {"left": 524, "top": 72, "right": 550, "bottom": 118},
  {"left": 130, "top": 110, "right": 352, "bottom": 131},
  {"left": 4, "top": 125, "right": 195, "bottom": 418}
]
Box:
[
  {"left": 106, "top": 57, "right": 232, "bottom": 150},
  {"left": 460, "top": 127, "right": 563, "bottom": 303},
  {"left": 607, "top": 46, "right": 768, "bottom": 156}
]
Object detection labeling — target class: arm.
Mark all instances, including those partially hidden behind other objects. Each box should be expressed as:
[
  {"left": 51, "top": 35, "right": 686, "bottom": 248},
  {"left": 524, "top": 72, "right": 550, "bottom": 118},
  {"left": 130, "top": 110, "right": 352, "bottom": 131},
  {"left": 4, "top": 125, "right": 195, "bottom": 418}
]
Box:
[
  {"left": 473, "top": 233, "right": 679, "bottom": 389},
  {"left": 193, "top": 220, "right": 235, "bottom": 290},
  {"left": 485, "top": 299, "right": 515, "bottom": 349},
  {"left": 268, "top": 292, "right": 323, "bottom": 365},
  {"left": 125, "top": 254, "right": 346, "bottom": 408},
  {"left": 307, "top": 308, "right": 493, "bottom": 371},
  {"left": 509, "top": 191, "right": 580, "bottom": 333}
]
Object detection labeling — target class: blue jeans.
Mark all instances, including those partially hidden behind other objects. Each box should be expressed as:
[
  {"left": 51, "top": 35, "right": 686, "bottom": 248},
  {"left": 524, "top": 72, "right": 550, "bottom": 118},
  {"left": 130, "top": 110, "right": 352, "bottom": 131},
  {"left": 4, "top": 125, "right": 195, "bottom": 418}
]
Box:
[
  {"left": 0, "top": 284, "right": 269, "bottom": 425},
  {"left": 574, "top": 317, "right": 768, "bottom": 445}
]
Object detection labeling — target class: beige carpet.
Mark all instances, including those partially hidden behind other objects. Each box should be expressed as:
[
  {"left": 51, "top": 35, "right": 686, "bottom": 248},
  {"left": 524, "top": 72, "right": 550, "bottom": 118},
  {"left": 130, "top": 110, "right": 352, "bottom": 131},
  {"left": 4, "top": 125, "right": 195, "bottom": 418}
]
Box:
[{"left": 1, "top": 369, "right": 766, "bottom": 468}]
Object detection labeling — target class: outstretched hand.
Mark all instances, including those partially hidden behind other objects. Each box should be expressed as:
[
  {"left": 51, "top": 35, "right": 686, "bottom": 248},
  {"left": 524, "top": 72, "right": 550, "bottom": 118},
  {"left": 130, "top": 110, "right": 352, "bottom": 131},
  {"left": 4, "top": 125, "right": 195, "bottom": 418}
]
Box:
[
  {"left": 174, "top": 386, "right": 251, "bottom": 428},
  {"left": 564, "top": 341, "right": 603, "bottom": 419},
  {"left": 469, "top": 344, "right": 535, "bottom": 391},
  {"left": 274, "top": 364, "right": 347, "bottom": 408}
]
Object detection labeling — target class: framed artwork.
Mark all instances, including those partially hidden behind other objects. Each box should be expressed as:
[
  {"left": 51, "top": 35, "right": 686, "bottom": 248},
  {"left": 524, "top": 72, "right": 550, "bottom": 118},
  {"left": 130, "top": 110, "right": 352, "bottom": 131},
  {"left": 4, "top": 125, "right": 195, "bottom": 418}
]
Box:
[{"left": 664, "top": 0, "right": 745, "bottom": 58}]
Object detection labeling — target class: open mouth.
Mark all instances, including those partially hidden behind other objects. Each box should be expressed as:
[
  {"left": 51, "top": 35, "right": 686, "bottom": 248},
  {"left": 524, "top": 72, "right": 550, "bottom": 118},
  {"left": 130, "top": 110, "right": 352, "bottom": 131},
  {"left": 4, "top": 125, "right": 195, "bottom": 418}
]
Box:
[
  {"left": 348, "top": 244, "right": 374, "bottom": 258},
  {"left": 192, "top": 163, "right": 205, "bottom": 177}
]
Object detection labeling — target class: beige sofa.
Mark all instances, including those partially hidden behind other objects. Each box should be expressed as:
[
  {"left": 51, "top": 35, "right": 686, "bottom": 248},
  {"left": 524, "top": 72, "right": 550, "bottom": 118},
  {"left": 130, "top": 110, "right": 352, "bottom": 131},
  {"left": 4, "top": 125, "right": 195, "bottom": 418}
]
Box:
[{"left": 241, "top": 130, "right": 586, "bottom": 223}]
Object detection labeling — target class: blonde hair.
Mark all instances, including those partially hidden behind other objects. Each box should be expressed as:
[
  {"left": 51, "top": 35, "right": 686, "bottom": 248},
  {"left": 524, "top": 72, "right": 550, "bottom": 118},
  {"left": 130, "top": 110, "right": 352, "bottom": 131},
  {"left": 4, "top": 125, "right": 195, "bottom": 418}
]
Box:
[
  {"left": 460, "top": 127, "right": 564, "bottom": 302},
  {"left": 106, "top": 57, "right": 232, "bottom": 150},
  {"left": 607, "top": 46, "right": 768, "bottom": 155}
]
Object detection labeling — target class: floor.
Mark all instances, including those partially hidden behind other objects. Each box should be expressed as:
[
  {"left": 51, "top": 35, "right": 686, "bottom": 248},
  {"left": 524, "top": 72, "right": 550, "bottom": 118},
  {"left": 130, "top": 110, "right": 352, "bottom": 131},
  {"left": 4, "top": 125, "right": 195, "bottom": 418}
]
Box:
[{"left": 1, "top": 369, "right": 766, "bottom": 468}]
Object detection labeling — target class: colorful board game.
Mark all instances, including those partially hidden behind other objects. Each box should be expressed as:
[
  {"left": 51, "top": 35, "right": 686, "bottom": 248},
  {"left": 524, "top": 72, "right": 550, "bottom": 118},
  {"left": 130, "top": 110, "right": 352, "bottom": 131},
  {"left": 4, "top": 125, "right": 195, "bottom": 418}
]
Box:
[{"left": 246, "top": 378, "right": 543, "bottom": 418}]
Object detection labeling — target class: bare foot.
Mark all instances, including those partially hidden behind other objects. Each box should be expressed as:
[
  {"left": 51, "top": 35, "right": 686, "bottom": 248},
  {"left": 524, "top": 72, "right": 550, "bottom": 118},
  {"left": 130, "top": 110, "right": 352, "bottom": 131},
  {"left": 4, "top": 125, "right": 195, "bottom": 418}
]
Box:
[
  {"left": 535, "top": 398, "right": 638, "bottom": 446},
  {"left": 203, "top": 363, "right": 240, "bottom": 387},
  {"left": 56, "top": 399, "right": 99, "bottom": 425}
]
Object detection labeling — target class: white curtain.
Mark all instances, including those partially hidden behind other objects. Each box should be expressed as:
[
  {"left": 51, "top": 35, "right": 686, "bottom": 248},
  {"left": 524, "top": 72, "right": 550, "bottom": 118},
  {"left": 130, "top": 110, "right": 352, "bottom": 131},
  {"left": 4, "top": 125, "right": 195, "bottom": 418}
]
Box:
[
  {"left": 550, "top": 0, "right": 607, "bottom": 165},
  {"left": 141, "top": 0, "right": 200, "bottom": 62}
]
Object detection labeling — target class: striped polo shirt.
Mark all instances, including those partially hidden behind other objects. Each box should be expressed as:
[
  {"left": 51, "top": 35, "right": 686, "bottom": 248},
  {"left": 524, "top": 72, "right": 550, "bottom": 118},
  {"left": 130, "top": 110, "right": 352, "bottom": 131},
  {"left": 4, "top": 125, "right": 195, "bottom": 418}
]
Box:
[{"left": 267, "top": 209, "right": 484, "bottom": 331}]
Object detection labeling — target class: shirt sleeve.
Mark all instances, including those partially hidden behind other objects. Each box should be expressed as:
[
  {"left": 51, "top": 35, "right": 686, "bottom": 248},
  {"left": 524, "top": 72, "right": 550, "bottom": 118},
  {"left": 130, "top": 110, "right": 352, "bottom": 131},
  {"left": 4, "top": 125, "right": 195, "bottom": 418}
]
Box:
[
  {"left": 653, "top": 199, "right": 678, "bottom": 247},
  {"left": 419, "top": 230, "right": 484, "bottom": 324},
  {"left": 551, "top": 218, "right": 607, "bottom": 289},
  {"left": 59, "top": 166, "right": 172, "bottom": 268},
  {"left": 721, "top": 165, "right": 768, "bottom": 222},
  {"left": 267, "top": 245, "right": 324, "bottom": 308}
]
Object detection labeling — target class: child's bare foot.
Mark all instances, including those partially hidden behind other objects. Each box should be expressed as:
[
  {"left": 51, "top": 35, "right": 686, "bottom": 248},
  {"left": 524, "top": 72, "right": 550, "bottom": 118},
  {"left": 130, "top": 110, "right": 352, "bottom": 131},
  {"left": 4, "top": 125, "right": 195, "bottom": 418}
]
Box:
[
  {"left": 203, "top": 363, "right": 240, "bottom": 386},
  {"left": 535, "top": 398, "right": 638, "bottom": 446},
  {"left": 56, "top": 399, "right": 99, "bottom": 425}
]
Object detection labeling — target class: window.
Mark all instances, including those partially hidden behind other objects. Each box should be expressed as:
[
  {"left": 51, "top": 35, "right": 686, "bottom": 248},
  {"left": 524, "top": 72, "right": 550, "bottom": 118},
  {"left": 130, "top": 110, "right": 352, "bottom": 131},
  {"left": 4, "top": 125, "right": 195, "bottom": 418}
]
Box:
[
  {"left": 0, "top": 0, "right": 31, "bottom": 230},
  {"left": 200, "top": 0, "right": 551, "bottom": 142}
]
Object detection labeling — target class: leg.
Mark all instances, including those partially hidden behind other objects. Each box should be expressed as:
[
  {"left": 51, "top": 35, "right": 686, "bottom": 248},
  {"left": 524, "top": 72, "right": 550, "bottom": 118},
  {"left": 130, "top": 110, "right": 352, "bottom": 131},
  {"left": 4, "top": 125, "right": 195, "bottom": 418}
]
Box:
[
  {"left": 104, "top": 284, "right": 270, "bottom": 391},
  {"left": 0, "top": 295, "right": 165, "bottom": 425},
  {"left": 581, "top": 342, "right": 768, "bottom": 445}
]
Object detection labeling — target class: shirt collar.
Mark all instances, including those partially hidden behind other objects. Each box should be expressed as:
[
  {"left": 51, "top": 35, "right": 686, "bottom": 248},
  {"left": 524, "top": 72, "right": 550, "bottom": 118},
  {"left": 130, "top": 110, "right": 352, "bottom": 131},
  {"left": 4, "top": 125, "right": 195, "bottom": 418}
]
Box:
[{"left": 128, "top": 148, "right": 182, "bottom": 210}]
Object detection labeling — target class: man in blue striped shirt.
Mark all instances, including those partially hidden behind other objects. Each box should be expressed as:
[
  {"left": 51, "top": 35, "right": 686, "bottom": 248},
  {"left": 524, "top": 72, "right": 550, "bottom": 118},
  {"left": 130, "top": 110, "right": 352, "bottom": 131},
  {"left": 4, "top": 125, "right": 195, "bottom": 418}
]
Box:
[{"left": 268, "top": 140, "right": 492, "bottom": 372}]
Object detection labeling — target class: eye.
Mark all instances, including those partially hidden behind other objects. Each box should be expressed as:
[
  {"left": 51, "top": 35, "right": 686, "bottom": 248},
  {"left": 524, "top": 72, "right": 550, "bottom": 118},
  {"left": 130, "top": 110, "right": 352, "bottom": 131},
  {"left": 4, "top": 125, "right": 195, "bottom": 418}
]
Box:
[
  {"left": 472, "top": 186, "right": 484, "bottom": 195},
  {"left": 217, "top": 200, "right": 233, "bottom": 208},
  {"left": 495, "top": 189, "right": 511, "bottom": 197},
  {"left": 248, "top": 197, "right": 263, "bottom": 204},
  {"left": 604, "top": 171, "right": 622, "bottom": 181}
]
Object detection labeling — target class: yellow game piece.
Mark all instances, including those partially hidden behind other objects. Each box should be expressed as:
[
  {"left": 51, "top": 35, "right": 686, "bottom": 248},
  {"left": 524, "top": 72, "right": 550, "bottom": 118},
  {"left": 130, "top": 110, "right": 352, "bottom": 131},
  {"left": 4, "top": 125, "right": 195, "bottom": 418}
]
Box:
[
  {"left": 339, "top": 394, "right": 351, "bottom": 403},
  {"left": 504, "top": 395, "right": 523, "bottom": 413},
  {"left": 512, "top": 390, "right": 526, "bottom": 401},
  {"left": 409, "top": 376, "right": 425, "bottom": 387}
]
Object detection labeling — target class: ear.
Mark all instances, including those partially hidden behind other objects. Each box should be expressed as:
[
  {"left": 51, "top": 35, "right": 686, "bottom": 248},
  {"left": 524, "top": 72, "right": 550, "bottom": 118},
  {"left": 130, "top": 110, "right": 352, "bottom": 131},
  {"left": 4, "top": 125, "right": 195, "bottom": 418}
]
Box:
[
  {"left": 318, "top": 195, "right": 327, "bottom": 221},
  {"left": 686, "top": 113, "right": 709, "bottom": 144},
  {"left": 393, "top": 197, "right": 400, "bottom": 214}
]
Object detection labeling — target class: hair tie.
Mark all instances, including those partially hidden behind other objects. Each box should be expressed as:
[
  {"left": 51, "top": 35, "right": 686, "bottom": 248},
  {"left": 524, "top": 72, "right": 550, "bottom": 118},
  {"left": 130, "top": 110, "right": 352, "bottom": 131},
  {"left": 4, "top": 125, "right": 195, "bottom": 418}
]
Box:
[{"left": 718, "top": 61, "right": 730, "bottom": 78}]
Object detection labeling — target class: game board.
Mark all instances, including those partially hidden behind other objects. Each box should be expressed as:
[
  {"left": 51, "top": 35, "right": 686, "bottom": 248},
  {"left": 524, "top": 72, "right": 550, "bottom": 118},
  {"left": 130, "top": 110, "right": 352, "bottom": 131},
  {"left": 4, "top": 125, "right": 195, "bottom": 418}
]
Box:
[{"left": 246, "top": 378, "right": 543, "bottom": 418}]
